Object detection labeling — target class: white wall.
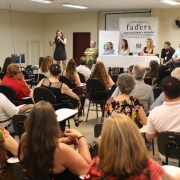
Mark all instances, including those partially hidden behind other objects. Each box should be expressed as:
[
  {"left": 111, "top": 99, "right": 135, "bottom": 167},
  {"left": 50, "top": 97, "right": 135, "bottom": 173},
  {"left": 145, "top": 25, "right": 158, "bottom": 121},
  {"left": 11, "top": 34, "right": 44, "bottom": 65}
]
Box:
[
  {"left": 0, "top": 8, "right": 180, "bottom": 68},
  {"left": 0, "top": 10, "right": 45, "bottom": 67}
]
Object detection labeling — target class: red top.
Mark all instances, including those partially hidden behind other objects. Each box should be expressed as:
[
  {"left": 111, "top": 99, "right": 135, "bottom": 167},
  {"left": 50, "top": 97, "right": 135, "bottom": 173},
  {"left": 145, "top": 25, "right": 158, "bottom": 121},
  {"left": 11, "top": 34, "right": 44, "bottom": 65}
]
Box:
[
  {"left": 84, "top": 157, "right": 165, "bottom": 180},
  {"left": 2, "top": 75, "right": 31, "bottom": 104}
]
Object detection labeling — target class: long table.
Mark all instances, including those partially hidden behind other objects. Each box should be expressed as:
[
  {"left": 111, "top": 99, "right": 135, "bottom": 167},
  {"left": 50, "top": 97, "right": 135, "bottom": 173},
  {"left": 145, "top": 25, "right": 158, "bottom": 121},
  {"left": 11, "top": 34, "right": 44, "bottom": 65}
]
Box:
[{"left": 98, "top": 55, "right": 160, "bottom": 68}]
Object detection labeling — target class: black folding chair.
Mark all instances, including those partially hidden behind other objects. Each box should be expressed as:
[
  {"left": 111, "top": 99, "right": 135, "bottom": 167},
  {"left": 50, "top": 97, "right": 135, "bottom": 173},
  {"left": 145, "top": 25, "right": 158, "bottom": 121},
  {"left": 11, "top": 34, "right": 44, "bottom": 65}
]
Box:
[
  {"left": 144, "top": 77, "right": 153, "bottom": 86},
  {"left": 153, "top": 87, "right": 162, "bottom": 100},
  {"left": 33, "top": 87, "right": 71, "bottom": 129},
  {"left": 59, "top": 76, "right": 73, "bottom": 89},
  {"left": 0, "top": 84, "right": 19, "bottom": 105},
  {"left": 158, "top": 132, "right": 180, "bottom": 167},
  {"left": 94, "top": 123, "right": 103, "bottom": 138},
  {"left": 86, "top": 78, "right": 109, "bottom": 122},
  {"left": 78, "top": 72, "right": 86, "bottom": 83},
  {"left": 111, "top": 74, "right": 119, "bottom": 84},
  {"left": 12, "top": 114, "right": 28, "bottom": 139},
  {"left": 0, "top": 72, "right": 5, "bottom": 80}
]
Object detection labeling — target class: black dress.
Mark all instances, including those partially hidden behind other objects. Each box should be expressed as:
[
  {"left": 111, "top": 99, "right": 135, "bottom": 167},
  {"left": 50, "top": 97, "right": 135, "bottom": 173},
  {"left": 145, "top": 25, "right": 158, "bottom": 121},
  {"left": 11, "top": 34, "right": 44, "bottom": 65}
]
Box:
[{"left": 54, "top": 37, "right": 67, "bottom": 60}]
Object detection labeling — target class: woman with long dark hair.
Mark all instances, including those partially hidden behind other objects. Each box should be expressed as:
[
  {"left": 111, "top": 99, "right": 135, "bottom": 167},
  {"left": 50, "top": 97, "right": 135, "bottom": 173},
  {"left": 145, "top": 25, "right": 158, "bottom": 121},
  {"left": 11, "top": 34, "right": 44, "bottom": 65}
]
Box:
[
  {"left": 63, "top": 59, "right": 86, "bottom": 115},
  {"left": 49, "top": 30, "right": 67, "bottom": 71},
  {"left": 2, "top": 57, "right": 13, "bottom": 74},
  {"left": 18, "top": 101, "right": 91, "bottom": 180},
  {"left": 119, "top": 39, "right": 130, "bottom": 55}
]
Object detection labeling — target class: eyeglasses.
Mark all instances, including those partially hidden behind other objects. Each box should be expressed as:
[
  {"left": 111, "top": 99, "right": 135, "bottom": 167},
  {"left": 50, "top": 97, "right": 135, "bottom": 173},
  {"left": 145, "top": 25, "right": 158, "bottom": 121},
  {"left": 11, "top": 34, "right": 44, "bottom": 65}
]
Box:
[{"left": 16, "top": 71, "right": 22, "bottom": 74}]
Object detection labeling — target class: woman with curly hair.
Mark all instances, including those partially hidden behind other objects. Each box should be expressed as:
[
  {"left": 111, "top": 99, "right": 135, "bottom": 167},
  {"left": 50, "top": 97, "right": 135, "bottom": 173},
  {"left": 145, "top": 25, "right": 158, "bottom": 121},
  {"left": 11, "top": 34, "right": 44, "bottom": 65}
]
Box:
[
  {"left": 90, "top": 61, "right": 114, "bottom": 90},
  {"left": 18, "top": 101, "right": 91, "bottom": 180},
  {"left": 62, "top": 59, "right": 86, "bottom": 116},
  {"left": 104, "top": 73, "right": 147, "bottom": 127},
  {"left": 2, "top": 57, "right": 13, "bottom": 74}
]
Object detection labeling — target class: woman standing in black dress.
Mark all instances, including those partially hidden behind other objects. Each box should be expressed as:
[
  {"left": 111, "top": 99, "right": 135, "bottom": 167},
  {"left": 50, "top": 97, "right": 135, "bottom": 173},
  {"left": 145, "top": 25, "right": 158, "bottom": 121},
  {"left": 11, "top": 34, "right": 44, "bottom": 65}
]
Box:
[{"left": 49, "top": 30, "right": 67, "bottom": 71}]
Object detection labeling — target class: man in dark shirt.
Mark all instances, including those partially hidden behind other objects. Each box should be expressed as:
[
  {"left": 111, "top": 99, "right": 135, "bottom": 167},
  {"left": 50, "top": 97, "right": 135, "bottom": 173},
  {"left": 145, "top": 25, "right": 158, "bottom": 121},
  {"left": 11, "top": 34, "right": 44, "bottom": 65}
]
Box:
[{"left": 161, "top": 41, "right": 175, "bottom": 65}]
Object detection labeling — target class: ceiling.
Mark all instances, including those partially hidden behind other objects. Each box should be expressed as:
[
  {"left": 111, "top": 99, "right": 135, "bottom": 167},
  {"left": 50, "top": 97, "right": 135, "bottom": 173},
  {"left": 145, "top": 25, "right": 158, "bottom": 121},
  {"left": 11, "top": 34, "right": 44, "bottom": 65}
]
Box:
[{"left": 0, "top": 0, "right": 179, "bottom": 14}]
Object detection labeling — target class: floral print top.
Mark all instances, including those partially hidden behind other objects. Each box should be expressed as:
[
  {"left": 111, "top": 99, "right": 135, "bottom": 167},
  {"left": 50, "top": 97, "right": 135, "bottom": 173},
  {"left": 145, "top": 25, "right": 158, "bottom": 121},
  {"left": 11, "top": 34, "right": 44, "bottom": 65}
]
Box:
[
  {"left": 105, "top": 96, "right": 142, "bottom": 121},
  {"left": 84, "top": 157, "right": 165, "bottom": 180}
]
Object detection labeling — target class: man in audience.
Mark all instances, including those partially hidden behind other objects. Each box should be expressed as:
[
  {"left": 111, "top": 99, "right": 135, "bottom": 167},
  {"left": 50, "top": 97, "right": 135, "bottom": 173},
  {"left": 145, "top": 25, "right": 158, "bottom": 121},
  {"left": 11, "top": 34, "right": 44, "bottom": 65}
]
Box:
[
  {"left": 150, "top": 67, "right": 180, "bottom": 110},
  {"left": 161, "top": 41, "right": 175, "bottom": 65},
  {"left": 0, "top": 93, "right": 33, "bottom": 133},
  {"left": 166, "top": 43, "right": 180, "bottom": 70},
  {"left": 76, "top": 56, "right": 91, "bottom": 81},
  {"left": 111, "top": 65, "right": 154, "bottom": 114},
  {"left": 146, "top": 76, "right": 180, "bottom": 166}
]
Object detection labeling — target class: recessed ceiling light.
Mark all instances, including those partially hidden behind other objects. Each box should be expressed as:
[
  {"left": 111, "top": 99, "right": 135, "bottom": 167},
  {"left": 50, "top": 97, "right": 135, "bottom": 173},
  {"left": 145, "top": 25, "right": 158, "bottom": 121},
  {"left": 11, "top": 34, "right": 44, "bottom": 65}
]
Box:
[
  {"left": 30, "top": 0, "right": 53, "bottom": 3},
  {"left": 62, "top": 3, "right": 88, "bottom": 9},
  {"left": 160, "top": 0, "right": 180, "bottom": 5}
]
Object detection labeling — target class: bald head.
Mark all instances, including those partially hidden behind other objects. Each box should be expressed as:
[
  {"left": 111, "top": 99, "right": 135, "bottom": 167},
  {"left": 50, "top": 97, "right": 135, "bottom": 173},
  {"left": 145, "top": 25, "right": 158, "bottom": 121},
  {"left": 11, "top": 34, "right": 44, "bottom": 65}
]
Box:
[{"left": 132, "top": 65, "right": 146, "bottom": 80}]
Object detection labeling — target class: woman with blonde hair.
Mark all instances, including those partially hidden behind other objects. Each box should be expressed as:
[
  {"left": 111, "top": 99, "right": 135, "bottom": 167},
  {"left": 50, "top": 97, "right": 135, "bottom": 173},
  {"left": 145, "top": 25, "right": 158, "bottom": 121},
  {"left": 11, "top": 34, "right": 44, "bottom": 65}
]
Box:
[
  {"left": 38, "top": 55, "right": 53, "bottom": 79},
  {"left": 140, "top": 38, "right": 156, "bottom": 56},
  {"left": 90, "top": 61, "right": 114, "bottom": 90},
  {"left": 85, "top": 114, "right": 180, "bottom": 180}
]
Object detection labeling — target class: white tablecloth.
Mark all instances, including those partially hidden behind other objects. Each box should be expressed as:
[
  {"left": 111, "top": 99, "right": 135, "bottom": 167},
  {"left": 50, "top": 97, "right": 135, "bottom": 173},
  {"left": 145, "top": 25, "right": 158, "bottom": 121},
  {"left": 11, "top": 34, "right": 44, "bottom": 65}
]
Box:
[{"left": 98, "top": 55, "right": 160, "bottom": 68}]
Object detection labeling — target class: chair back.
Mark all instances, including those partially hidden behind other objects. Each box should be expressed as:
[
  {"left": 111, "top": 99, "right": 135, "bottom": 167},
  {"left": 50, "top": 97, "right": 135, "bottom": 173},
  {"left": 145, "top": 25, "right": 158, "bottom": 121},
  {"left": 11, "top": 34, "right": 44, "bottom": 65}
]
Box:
[
  {"left": 111, "top": 74, "right": 119, "bottom": 83},
  {"left": 86, "top": 78, "right": 108, "bottom": 102},
  {"left": 22, "top": 70, "right": 30, "bottom": 79},
  {"left": 94, "top": 123, "right": 103, "bottom": 138},
  {"left": 153, "top": 87, "right": 162, "bottom": 100},
  {"left": 157, "top": 132, "right": 180, "bottom": 167},
  {"left": 34, "top": 73, "right": 47, "bottom": 82},
  {"left": 0, "top": 84, "right": 18, "bottom": 105},
  {"left": 0, "top": 72, "right": 5, "bottom": 80},
  {"left": 78, "top": 72, "right": 86, "bottom": 83},
  {"left": 34, "top": 87, "right": 56, "bottom": 104},
  {"left": 12, "top": 114, "right": 27, "bottom": 139},
  {"left": 109, "top": 84, "right": 117, "bottom": 97},
  {"left": 59, "top": 76, "right": 73, "bottom": 89},
  {"left": 144, "top": 77, "right": 153, "bottom": 86}
]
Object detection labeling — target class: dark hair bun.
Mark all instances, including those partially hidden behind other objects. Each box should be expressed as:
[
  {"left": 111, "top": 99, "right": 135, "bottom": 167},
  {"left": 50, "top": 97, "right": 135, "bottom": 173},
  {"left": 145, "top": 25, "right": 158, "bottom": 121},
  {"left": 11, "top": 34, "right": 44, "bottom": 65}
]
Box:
[{"left": 49, "top": 64, "right": 61, "bottom": 76}]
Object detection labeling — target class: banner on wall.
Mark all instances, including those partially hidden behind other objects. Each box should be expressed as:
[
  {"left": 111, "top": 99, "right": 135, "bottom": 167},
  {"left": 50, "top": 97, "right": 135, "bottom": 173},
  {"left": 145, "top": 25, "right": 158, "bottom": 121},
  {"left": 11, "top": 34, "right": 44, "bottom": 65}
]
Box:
[
  {"left": 119, "top": 17, "right": 158, "bottom": 55},
  {"left": 99, "top": 30, "right": 120, "bottom": 56}
]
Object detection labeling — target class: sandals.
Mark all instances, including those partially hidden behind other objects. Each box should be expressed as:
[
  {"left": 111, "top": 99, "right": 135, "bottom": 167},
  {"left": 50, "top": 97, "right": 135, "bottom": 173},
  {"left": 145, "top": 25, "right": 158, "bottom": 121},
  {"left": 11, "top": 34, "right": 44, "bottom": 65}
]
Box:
[{"left": 74, "top": 115, "right": 83, "bottom": 127}]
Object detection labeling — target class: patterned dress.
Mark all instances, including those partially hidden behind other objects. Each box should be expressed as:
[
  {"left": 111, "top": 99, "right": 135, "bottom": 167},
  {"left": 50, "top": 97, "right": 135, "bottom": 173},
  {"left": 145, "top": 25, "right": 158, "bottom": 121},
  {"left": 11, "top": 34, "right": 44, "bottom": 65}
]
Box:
[
  {"left": 105, "top": 96, "right": 142, "bottom": 121},
  {"left": 0, "top": 127, "right": 15, "bottom": 180},
  {"left": 84, "top": 157, "right": 165, "bottom": 180}
]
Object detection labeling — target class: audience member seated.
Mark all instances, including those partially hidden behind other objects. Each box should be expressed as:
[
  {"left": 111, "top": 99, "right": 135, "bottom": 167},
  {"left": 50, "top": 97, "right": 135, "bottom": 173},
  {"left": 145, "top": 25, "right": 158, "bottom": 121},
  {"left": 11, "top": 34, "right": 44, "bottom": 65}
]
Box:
[
  {"left": 18, "top": 101, "right": 91, "bottom": 180},
  {"left": 112, "top": 65, "right": 154, "bottom": 114},
  {"left": 2, "top": 57, "right": 13, "bottom": 74},
  {"left": 161, "top": 41, "right": 175, "bottom": 65},
  {"left": 140, "top": 38, "right": 156, "bottom": 56},
  {"left": 146, "top": 76, "right": 180, "bottom": 166},
  {"left": 37, "top": 55, "right": 53, "bottom": 80},
  {"left": 90, "top": 61, "right": 114, "bottom": 90},
  {"left": 150, "top": 67, "right": 180, "bottom": 110},
  {"left": 103, "top": 42, "right": 114, "bottom": 55},
  {"left": 145, "top": 61, "right": 159, "bottom": 79},
  {"left": 105, "top": 73, "right": 147, "bottom": 127},
  {"left": 35, "top": 64, "right": 83, "bottom": 129},
  {"left": 84, "top": 114, "right": 180, "bottom": 180},
  {"left": 0, "top": 93, "right": 33, "bottom": 133},
  {"left": 0, "top": 126, "right": 18, "bottom": 180},
  {"left": 127, "top": 65, "right": 134, "bottom": 75},
  {"left": 1, "top": 64, "right": 32, "bottom": 104},
  {"left": 63, "top": 59, "right": 86, "bottom": 116},
  {"left": 166, "top": 43, "right": 180, "bottom": 71},
  {"left": 84, "top": 40, "right": 98, "bottom": 69},
  {"left": 119, "top": 39, "right": 130, "bottom": 55},
  {"left": 76, "top": 56, "right": 91, "bottom": 81},
  {"left": 152, "top": 65, "right": 171, "bottom": 87}
]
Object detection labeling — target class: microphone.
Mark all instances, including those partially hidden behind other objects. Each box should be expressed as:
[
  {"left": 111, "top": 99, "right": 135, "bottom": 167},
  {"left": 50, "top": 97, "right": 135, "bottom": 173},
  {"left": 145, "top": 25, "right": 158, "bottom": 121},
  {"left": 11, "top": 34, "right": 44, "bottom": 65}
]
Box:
[{"left": 57, "top": 36, "right": 60, "bottom": 40}]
